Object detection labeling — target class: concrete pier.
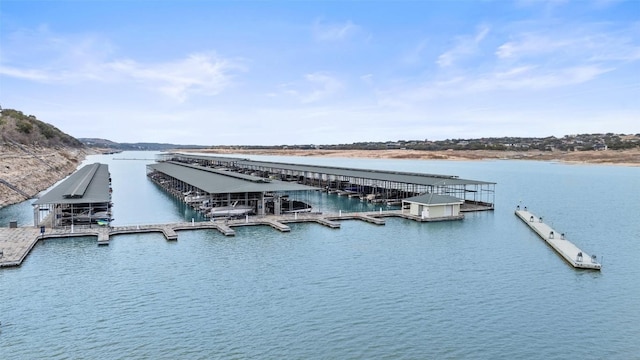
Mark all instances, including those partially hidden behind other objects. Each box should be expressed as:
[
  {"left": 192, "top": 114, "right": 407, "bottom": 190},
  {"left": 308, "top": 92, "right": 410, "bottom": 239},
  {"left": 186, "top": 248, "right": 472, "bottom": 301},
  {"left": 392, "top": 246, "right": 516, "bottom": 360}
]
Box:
[
  {"left": 162, "top": 226, "right": 178, "bottom": 241},
  {"left": 515, "top": 208, "right": 601, "bottom": 270},
  {"left": 261, "top": 219, "right": 291, "bottom": 232},
  {"left": 325, "top": 213, "right": 386, "bottom": 225},
  {"left": 310, "top": 218, "right": 341, "bottom": 229},
  {"left": 1, "top": 209, "right": 461, "bottom": 268},
  {"left": 0, "top": 227, "right": 42, "bottom": 267},
  {"left": 97, "top": 229, "right": 110, "bottom": 245}
]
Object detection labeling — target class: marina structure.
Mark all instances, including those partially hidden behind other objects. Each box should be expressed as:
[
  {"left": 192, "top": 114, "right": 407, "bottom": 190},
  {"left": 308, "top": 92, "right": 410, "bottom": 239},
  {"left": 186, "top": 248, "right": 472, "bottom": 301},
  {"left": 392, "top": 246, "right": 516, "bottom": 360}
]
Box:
[
  {"left": 32, "top": 163, "right": 113, "bottom": 228},
  {"left": 148, "top": 153, "right": 495, "bottom": 218},
  {"left": 147, "top": 161, "right": 317, "bottom": 217},
  {"left": 0, "top": 154, "right": 498, "bottom": 267},
  {"left": 515, "top": 207, "right": 602, "bottom": 270}
]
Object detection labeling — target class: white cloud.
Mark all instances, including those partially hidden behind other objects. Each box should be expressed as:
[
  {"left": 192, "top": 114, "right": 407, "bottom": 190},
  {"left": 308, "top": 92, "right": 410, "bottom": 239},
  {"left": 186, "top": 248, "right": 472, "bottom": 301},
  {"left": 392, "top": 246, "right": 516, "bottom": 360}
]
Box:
[
  {"left": 0, "top": 25, "right": 115, "bottom": 81},
  {"left": 107, "top": 54, "right": 241, "bottom": 102},
  {"left": 0, "top": 66, "right": 53, "bottom": 82},
  {"left": 2, "top": 5, "right": 638, "bottom": 145},
  {"left": 301, "top": 73, "right": 343, "bottom": 103},
  {"left": 360, "top": 74, "right": 374, "bottom": 85},
  {"left": 0, "top": 27, "right": 243, "bottom": 102},
  {"left": 313, "top": 19, "right": 360, "bottom": 41},
  {"left": 276, "top": 72, "right": 344, "bottom": 104},
  {"left": 437, "top": 25, "right": 490, "bottom": 67},
  {"left": 591, "top": 0, "right": 624, "bottom": 8},
  {"left": 495, "top": 27, "right": 640, "bottom": 63},
  {"left": 475, "top": 65, "right": 613, "bottom": 91},
  {"left": 495, "top": 33, "right": 570, "bottom": 59},
  {"left": 377, "top": 63, "right": 613, "bottom": 110},
  {"left": 401, "top": 40, "right": 429, "bottom": 65}
]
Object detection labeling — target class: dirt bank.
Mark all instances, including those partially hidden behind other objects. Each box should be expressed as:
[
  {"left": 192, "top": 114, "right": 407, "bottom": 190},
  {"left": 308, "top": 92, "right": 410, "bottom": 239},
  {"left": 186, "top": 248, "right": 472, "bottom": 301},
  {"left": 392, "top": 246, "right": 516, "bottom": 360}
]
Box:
[
  {"left": 182, "top": 148, "right": 640, "bottom": 166},
  {"left": 0, "top": 145, "right": 89, "bottom": 208}
]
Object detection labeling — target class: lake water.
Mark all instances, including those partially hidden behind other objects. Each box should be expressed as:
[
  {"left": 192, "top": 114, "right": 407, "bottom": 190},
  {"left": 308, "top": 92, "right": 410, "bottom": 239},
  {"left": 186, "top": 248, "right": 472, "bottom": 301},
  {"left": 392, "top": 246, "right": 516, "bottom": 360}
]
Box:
[{"left": 1, "top": 151, "right": 639, "bottom": 359}]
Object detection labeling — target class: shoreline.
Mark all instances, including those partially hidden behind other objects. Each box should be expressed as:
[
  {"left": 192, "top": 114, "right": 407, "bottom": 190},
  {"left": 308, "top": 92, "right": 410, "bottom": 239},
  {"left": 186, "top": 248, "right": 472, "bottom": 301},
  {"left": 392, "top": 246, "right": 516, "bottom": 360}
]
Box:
[
  {"left": 179, "top": 148, "right": 640, "bottom": 167},
  {"left": 0, "top": 146, "right": 88, "bottom": 209}
]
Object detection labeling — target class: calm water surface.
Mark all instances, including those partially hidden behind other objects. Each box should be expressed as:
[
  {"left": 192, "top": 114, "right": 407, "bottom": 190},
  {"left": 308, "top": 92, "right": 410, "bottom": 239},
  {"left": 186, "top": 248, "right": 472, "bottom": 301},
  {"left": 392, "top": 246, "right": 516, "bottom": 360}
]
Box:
[{"left": 1, "top": 151, "right": 639, "bottom": 359}]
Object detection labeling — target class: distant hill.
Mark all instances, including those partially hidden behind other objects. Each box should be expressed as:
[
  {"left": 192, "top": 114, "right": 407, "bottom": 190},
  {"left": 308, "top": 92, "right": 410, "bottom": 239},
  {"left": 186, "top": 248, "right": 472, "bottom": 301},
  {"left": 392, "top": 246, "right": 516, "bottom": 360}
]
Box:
[
  {"left": 0, "top": 108, "right": 84, "bottom": 148},
  {"left": 79, "top": 138, "right": 209, "bottom": 151}
]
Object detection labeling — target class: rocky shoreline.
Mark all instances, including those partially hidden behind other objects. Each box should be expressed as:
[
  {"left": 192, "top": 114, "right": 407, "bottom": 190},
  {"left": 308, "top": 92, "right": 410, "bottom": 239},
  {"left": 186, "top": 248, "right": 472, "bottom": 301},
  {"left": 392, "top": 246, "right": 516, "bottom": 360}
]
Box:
[{"left": 0, "top": 145, "right": 89, "bottom": 209}]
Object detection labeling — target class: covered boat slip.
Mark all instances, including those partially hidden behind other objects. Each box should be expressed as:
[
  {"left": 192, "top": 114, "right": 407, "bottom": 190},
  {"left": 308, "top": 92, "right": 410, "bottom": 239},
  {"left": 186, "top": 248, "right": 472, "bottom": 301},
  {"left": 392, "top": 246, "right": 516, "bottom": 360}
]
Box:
[
  {"left": 32, "top": 163, "right": 113, "bottom": 228},
  {"left": 146, "top": 161, "right": 318, "bottom": 216},
  {"left": 157, "top": 153, "right": 496, "bottom": 211}
]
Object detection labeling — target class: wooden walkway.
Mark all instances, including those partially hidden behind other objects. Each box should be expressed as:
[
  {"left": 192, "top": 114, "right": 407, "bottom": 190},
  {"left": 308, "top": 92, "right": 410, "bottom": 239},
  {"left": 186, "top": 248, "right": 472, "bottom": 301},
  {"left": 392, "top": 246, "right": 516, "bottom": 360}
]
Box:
[
  {"left": 0, "top": 210, "right": 464, "bottom": 268},
  {"left": 515, "top": 208, "right": 601, "bottom": 270}
]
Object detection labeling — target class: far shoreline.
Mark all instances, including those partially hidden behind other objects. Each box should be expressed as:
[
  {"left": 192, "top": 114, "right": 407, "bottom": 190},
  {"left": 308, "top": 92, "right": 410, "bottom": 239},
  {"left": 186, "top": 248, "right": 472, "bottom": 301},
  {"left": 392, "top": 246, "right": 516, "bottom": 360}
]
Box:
[{"left": 176, "top": 148, "right": 640, "bottom": 167}]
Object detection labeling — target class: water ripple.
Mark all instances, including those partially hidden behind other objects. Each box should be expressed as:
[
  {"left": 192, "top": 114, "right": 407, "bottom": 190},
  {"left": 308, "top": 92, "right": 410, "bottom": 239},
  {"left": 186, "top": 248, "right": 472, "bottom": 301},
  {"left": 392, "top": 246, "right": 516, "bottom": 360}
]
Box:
[{"left": 1, "top": 157, "right": 639, "bottom": 359}]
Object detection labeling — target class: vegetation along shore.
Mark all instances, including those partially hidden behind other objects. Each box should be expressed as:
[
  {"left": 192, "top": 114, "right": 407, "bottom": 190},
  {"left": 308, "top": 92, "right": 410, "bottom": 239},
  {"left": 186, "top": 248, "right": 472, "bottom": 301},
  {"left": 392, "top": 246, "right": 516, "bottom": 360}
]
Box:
[
  {"left": 2, "top": 106, "right": 638, "bottom": 210},
  {"left": 0, "top": 109, "right": 88, "bottom": 209}
]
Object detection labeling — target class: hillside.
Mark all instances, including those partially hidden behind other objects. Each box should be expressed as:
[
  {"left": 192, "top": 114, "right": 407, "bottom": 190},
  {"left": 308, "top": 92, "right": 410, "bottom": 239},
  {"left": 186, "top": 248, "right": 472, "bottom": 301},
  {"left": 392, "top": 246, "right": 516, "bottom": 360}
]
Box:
[
  {"left": 1, "top": 109, "right": 89, "bottom": 209},
  {"left": 80, "top": 138, "right": 209, "bottom": 151}
]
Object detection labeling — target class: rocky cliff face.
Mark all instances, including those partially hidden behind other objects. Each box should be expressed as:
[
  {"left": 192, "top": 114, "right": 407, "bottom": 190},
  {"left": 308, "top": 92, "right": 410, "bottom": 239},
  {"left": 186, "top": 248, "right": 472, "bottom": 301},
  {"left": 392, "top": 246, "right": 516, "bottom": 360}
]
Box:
[{"left": 0, "top": 109, "right": 89, "bottom": 208}]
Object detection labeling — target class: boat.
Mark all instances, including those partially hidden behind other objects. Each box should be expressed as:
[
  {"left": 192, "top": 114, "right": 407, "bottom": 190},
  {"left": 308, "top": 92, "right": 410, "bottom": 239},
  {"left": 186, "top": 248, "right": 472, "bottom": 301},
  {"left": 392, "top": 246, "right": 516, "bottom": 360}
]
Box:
[
  {"left": 57, "top": 210, "right": 113, "bottom": 225},
  {"left": 91, "top": 211, "right": 113, "bottom": 221},
  {"left": 266, "top": 198, "right": 312, "bottom": 214},
  {"left": 184, "top": 193, "right": 208, "bottom": 204},
  {"left": 208, "top": 202, "right": 254, "bottom": 218},
  {"left": 282, "top": 199, "right": 312, "bottom": 213}
]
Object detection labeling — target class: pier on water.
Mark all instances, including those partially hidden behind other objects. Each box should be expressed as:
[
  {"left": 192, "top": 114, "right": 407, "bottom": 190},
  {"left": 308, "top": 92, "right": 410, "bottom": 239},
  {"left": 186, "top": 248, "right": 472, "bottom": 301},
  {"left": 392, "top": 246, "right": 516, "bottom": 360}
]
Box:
[
  {"left": 0, "top": 209, "right": 454, "bottom": 267},
  {"left": 515, "top": 208, "right": 601, "bottom": 270}
]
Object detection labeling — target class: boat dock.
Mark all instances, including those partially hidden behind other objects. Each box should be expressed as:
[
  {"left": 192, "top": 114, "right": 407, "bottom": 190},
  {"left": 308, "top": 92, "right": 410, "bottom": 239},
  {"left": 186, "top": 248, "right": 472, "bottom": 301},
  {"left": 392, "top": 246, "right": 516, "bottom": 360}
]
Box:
[
  {"left": 1, "top": 210, "right": 457, "bottom": 267},
  {"left": 515, "top": 208, "right": 601, "bottom": 270}
]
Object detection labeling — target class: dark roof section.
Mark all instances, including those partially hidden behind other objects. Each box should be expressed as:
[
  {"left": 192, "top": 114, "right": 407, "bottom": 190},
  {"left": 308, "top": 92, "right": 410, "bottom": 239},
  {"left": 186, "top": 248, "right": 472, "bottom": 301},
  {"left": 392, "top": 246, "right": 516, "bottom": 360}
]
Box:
[
  {"left": 33, "top": 163, "right": 111, "bottom": 205},
  {"left": 64, "top": 162, "right": 99, "bottom": 198},
  {"left": 170, "top": 153, "right": 496, "bottom": 186},
  {"left": 403, "top": 194, "right": 464, "bottom": 205},
  {"left": 148, "top": 162, "right": 317, "bottom": 193}
]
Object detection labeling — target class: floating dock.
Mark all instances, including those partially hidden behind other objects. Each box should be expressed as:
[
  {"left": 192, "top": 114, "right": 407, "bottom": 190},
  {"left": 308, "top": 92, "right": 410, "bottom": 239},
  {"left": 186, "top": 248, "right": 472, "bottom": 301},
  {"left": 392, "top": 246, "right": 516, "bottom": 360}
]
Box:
[
  {"left": 515, "top": 208, "right": 601, "bottom": 270},
  {"left": 0, "top": 211, "right": 375, "bottom": 267},
  {"left": 1, "top": 209, "right": 471, "bottom": 268}
]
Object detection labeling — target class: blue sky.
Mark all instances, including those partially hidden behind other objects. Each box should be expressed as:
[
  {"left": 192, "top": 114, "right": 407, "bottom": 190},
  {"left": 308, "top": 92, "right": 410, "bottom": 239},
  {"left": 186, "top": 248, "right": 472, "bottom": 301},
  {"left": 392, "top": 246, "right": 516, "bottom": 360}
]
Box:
[{"left": 1, "top": 1, "right": 639, "bottom": 145}]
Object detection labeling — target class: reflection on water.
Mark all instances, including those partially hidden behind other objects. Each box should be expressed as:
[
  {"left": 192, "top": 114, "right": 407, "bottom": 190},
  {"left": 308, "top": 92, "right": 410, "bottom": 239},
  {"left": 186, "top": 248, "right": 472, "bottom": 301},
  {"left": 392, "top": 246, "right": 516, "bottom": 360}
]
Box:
[{"left": 1, "top": 151, "right": 639, "bottom": 359}]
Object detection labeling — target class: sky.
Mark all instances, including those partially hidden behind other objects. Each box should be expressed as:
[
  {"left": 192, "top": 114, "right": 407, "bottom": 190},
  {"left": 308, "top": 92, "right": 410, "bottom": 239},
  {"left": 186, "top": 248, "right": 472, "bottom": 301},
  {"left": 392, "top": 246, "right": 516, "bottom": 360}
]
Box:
[{"left": 1, "top": 1, "right": 639, "bottom": 146}]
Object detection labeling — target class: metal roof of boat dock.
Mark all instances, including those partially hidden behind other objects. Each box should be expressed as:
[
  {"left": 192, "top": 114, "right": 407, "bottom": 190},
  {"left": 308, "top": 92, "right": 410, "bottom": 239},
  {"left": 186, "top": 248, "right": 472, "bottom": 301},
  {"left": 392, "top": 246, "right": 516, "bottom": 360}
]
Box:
[
  {"left": 33, "top": 163, "right": 111, "bottom": 205},
  {"left": 148, "top": 162, "right": 317, "bottom": 193},
  {"left": 168, "top": 153, "right": 495, "bottom": 186},
  {"left": 403, "top": 194, "right": 464, "bottom": 205}
]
